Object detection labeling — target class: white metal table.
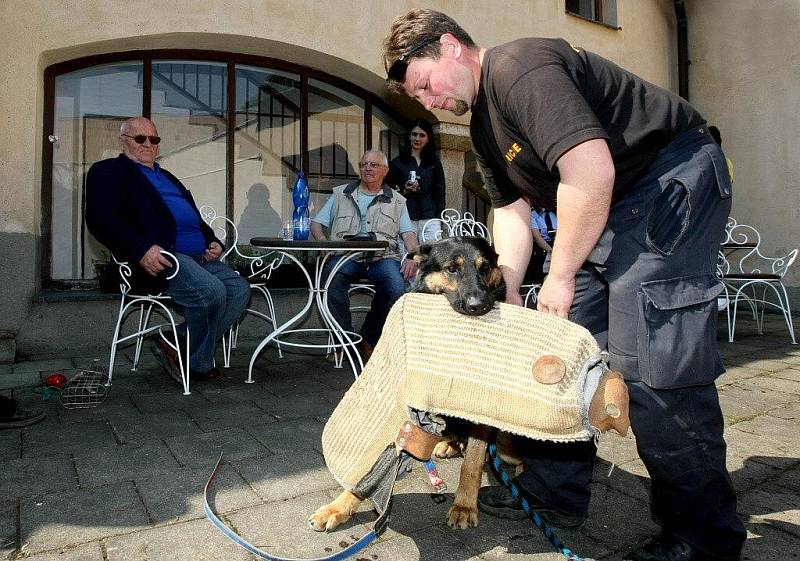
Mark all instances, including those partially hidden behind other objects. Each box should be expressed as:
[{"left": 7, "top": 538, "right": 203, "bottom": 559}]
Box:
[{"left": 247, "top": 237, "right": 390, "bottom": 382}]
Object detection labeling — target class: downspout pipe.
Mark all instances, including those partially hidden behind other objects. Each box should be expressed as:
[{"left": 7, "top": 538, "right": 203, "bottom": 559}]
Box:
[{"left": 674, "top": 0, "right": 689, "bottom": 101}]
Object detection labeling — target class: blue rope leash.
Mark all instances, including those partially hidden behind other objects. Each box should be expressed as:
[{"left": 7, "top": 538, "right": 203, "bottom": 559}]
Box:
[
  {"left": 204, "top": 453, "right": 390, "bottom": 561},
  {"left": 487, "top": 443, "right": 584, "bottom": 561}
]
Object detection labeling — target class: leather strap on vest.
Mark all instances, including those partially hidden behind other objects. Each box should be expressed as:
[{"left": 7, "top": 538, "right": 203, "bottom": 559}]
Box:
[{"left": 395, "top": 420, "right": 442, "bottom": 461}]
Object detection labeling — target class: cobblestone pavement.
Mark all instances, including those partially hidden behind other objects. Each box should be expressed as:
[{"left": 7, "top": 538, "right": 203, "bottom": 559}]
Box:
[{"left": 1, "top": 314, "right": 798, "bottom": 560}]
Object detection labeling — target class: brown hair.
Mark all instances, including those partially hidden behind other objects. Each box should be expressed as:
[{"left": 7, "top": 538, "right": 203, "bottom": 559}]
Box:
[{"left": 382, "top": 9, "right": 476, "bottom": 80}]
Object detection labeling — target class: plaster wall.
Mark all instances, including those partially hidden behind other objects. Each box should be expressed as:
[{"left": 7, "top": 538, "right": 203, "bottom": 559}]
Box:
[
  {"left": 0, "top": 0, "right": 680, "bottom": 356},
  {"left": 688, "top": 0, "right": 799, "bottom": 289}
]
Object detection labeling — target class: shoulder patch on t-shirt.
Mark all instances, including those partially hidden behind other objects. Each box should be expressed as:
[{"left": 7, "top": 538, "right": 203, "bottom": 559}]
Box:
[{"left": 504, "top": 142, "right": 523, "bottom": 164}]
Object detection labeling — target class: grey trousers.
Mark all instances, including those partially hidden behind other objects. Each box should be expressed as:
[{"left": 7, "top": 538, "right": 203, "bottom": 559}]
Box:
[{"left": 519, "top": 127, "right": 746, "bottom": 560}]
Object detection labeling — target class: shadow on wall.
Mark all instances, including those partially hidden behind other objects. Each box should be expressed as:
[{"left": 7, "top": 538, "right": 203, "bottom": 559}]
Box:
[{"left": 237, "top": 182, "right": 282, "bottom": 243}]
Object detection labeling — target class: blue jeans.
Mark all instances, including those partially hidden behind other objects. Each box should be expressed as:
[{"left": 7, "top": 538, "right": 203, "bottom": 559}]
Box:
[
  {"left": 165, "top": 254, "right": 250, "bottom": 372},
  {"left": 323, "top": 257, "right": 405, "bottom": 347},
  {"left": 522, "top": 127, "right": 745, "bottom": 560}
]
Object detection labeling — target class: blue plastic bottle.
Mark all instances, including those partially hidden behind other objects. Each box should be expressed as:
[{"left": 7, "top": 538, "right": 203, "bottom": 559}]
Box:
[{"left": 292, "top": 171, "right": 310, "bottom": 240}]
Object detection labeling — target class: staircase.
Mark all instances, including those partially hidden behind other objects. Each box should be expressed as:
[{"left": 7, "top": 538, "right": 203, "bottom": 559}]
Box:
[{"left": 149, "top": 62, "right": 301, "bottom": 173}]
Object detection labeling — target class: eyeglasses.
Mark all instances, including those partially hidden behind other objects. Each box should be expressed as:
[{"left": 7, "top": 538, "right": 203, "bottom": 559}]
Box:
[
  {"left": 121, "top": 134, "right": 162, "bottom": 145},
  {"left": 359, "top": 161, "right": 384, "bottom": 169},
  {"left": 386, "top": 37, "right": 440, "bottom": 83}
]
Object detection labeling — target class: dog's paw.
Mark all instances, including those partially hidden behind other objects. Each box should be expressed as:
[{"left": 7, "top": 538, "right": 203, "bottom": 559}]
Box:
[
  {"left": 434, "top": 440, "right": 462, "bottom": 458},
  {"left": 308, "top": 504, "right": 351, "bottom": 532},
  {"left": 447, "top": 504, "right": 479, "bottom": 529}
]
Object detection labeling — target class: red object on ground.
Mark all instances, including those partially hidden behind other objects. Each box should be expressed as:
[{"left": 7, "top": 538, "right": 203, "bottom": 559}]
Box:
[{"left": 45, "top": 373, "right": 67, "bottom": 389}]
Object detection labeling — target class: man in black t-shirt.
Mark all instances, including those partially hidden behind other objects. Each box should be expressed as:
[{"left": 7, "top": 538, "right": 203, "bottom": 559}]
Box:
[{"left": 383, "top": 10, "right": 744, "bottom": 561}]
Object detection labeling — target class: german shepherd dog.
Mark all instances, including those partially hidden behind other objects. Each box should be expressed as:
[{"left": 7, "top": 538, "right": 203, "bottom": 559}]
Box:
[{"left": 309, "top": 236, "right": 522, "bottom": 531}]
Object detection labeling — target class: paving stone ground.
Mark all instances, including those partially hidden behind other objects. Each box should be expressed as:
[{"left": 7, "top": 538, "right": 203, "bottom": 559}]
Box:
[{"left": 1, "top": 314, "right": 797, "bottom": 560}]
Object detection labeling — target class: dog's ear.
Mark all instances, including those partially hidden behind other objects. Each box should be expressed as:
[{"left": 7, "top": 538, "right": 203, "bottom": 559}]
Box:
[{"left": 408, "top": 243, "right": 434, "bottom": 264}]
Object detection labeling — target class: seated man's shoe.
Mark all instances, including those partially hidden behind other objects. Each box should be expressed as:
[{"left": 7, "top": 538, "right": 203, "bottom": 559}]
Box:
[
  {"left": 151, "top": 339, "right": 184, "bottom": 386},
  {"left": 190, "top": 367, "right": 221, "bottom": 382},
  {"left": 359, "top": 340, "right": 374, "bottom": 362},
  {"left": 623, "top": 537, "right": 723, "bottom": 561},
  {"left": 478, "top": 483, "right": 587, "bottom": 529},
  {"left": 325, "top": 350, "right": 343, "bottom": 364},
  {"left": 0, "top": 405, "right": 46, "bottom": 429}
]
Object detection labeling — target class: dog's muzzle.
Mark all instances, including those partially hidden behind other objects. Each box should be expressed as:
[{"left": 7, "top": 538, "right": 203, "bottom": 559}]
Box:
[{"left": 456, "top": 292, "right": 495, "bottom": 316}]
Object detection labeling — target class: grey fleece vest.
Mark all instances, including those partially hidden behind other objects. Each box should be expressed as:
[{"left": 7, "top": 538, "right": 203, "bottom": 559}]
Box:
[{"left": 329, "top": 182, "right": 407, "bottom": 259}]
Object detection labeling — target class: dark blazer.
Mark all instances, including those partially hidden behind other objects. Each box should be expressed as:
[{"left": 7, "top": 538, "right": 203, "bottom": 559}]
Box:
[{"left": 85, "top": 154, "right": 219, "bottom": 293}]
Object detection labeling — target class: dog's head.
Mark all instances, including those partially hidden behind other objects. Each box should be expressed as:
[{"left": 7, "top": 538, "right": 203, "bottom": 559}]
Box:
[{"left": 409, "top": 236, "right": 505, "bottom": 316}]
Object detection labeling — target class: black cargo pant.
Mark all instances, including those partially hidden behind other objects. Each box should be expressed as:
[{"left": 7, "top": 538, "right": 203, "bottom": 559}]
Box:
[{"left": 518, "top": 127, "right": 746, "bottom": 560}]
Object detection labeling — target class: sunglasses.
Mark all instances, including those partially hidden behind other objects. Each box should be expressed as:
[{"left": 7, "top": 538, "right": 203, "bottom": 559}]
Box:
[
  {"left": 121, "top": 133, "right": 162, "bottom": 145},
  {"left": 386, "top": 37, "right": 440, "bottom": 83}
]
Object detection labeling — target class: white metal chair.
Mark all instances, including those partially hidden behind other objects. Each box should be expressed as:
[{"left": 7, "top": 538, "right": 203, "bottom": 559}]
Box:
[
  {"left": 419, "top": 208, "right": 463, "bottom": 243},
  {"left": 348, "top": 283, "right": 376, "bottom": 314},
  {"left": 717, "top": 221, "right": 797, "bottom": 344},
  {"left": 423, "top": 208, "right": 544, "bottom": 309},
  {"left": 418, "top": 208, "right": 491, "bottom": 241},
  {"left": 348, "top": 209, "right": 463, "bottom": 313},
  {"left": 231, "top": 245, "right": 286, "bottom": 358},
  {"left": 351, "top": 209, "right": 496, "bottom": 327},
  {"left": 450, "top": 211, "right": 492, "bottom": 242},
  {"left": 199, "top": 205, "right": 283, "bottom": 364},
  {"left": 106, "top": 250, "right": 192, "bottom": 395},
  {"left": 523, "top": 283, "right": 540, "bottom": 308}
]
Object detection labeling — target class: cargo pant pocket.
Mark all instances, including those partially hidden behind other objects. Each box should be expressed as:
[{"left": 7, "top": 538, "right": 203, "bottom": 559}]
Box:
[
  {"left": 637, "top": 275, "right": 725, "bottom": 389},
  {"left": 646, "top": 178, "right": 690, "bottom": 256}
]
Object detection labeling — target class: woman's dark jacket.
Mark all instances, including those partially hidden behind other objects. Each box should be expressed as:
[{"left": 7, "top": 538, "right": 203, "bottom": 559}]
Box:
[
  {"left": 386, "top": 153, "right": 446, "bottom": 221},
  {"left": 85, "top": 154, "right": 219, "bottom": 293}
]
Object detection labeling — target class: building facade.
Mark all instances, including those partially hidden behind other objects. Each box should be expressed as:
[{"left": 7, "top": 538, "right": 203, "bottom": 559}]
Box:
[{"left": 0, "top": 0, "right": 795, "bottom": 359}]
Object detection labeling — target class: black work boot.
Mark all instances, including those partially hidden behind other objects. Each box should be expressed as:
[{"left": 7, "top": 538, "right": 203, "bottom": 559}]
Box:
[
  {"left": 477, "top": 484, "right": 586, "bottom": 529},
  {"left": 624, "top": 537, "right": 733, "bottom": 561}
]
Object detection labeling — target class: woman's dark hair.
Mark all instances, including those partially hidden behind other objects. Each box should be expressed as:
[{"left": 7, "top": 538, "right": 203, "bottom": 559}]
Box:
[{"left": 400, "top": 118, "right": 438, "bottom": 166}]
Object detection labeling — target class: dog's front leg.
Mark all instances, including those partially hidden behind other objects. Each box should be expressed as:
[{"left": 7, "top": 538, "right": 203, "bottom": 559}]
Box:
[
  {"left": 447, "top": 425, "right": 493, "bottom": 529},
  {"left": 308, "top": 490, "right": 363, "bottom": 532}
]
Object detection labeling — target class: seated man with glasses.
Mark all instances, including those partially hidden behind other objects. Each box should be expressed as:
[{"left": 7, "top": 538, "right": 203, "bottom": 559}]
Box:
[
  {"left": 85, "top": 117, "right": 250, "bottom": 384},
  {"left": 311, "top": 149, "right": 420, "bottom": 359}
]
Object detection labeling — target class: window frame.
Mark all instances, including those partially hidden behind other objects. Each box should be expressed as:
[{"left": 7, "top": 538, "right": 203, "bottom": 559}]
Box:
[
  {"left": 564, "top": 0, "right": 621, "bottom": 30},
  {"left": 41, "top": 49, "right": 408, "bottom": 289}
]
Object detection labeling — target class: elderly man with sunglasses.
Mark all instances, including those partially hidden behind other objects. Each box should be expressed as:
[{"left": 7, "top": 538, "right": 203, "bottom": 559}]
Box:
[
  {"left": 86, "top": 117, "right": 250, "bottom": 384},
  {"left": 382, "top": 9, "right": 744, "bottom": 561}
]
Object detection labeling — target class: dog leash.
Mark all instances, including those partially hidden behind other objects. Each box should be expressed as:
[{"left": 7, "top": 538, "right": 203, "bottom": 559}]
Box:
[
  {"left": 206, "top": 447, "right": 583, "bottom": 561},
  {"left": 488, "top": 443, "right": 585, "bottom": 561},
  {"left": 203, "top": 453, "right": 394, "bottom": 561}
]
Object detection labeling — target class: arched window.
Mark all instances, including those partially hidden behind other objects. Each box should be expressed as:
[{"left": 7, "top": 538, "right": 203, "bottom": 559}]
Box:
[{"left": 42, "top": 51, "right": 407, "bottom": 286}]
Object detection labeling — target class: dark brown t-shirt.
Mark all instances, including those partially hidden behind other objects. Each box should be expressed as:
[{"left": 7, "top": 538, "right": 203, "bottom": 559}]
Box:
[{"left": 471, "top": 38, "right": 705, "bottom": 208}]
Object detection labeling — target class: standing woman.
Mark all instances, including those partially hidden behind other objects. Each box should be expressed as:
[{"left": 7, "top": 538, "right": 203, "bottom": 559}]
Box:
[{"left": 387, "top": 119, "right": 446, "bottom": 243}]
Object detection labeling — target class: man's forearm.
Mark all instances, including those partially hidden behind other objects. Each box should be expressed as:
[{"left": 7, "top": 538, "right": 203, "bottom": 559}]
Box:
[
  {"left": 531, "top": 229, "right": 552, "bottom": 252},
  {"left": 310, "top": 221, "right": 326, "bottom": 241},
  {"left": 401, "top": 230, "right": 419, "bottom": 253},
  {"left": 549, "top": 138, "right": 615, "bottom": 283},
  {"left": 493, "top": 198, "right": 533, "bottom": 296},
  {"left": 549, "top": 182, "right": 611, "bottom": 282}
]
